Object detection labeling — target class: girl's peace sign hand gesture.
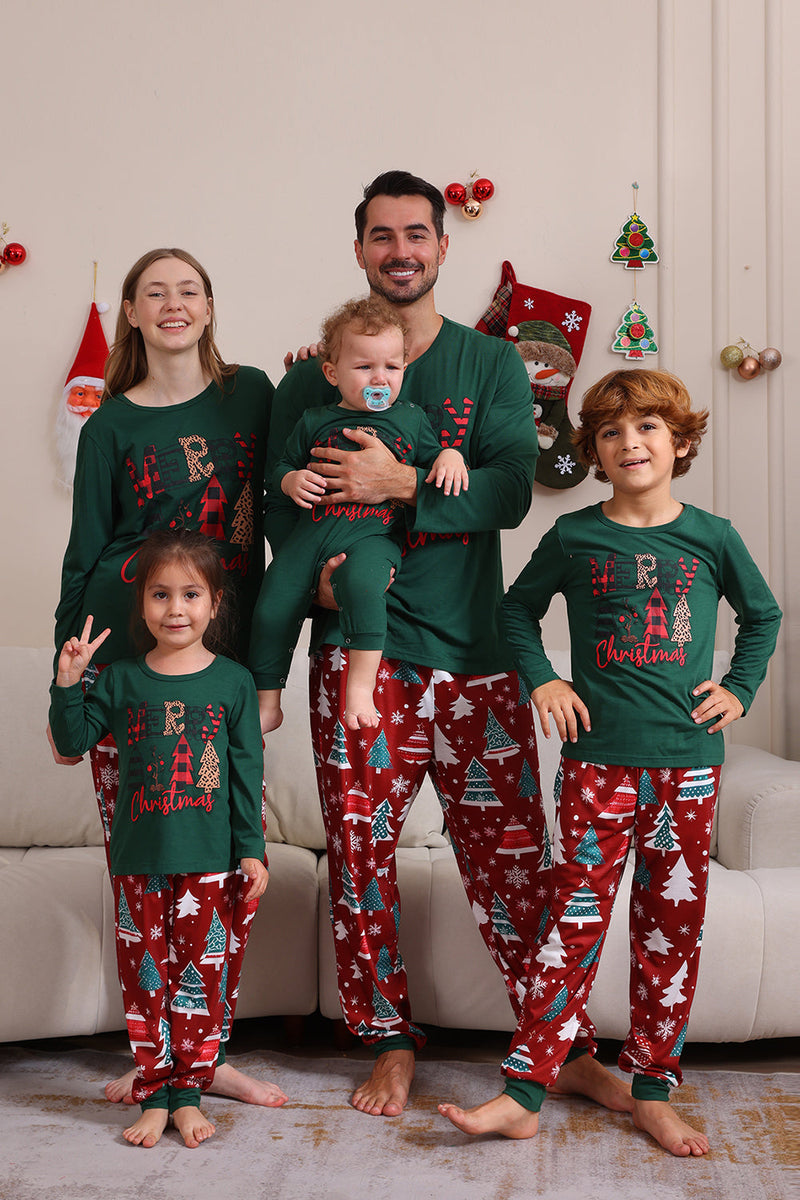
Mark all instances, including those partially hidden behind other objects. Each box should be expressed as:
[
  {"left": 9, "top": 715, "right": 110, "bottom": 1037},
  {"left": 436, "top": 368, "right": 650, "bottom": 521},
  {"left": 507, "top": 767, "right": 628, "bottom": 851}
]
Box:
[{"left": 56, "top": 616, "right": 111, "bottom": 688}]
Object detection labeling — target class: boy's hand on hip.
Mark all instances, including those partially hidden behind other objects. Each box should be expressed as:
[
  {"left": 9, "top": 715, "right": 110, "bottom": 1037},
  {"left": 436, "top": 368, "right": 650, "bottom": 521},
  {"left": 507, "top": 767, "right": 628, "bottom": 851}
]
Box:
[{"left": 691, "top": 681, "right": 744, "bottom": 733}]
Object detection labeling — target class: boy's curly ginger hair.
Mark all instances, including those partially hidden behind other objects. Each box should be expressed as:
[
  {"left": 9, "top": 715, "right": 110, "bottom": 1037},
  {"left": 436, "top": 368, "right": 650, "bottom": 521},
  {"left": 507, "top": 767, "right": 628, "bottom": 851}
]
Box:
[{"left": 573, "top": 369, "right": 708, "bottom": 482}]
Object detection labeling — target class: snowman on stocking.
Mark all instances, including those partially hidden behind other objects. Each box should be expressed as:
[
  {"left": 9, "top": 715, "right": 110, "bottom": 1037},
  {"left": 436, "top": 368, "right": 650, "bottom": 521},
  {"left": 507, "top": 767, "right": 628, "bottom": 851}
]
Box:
[{"left": 476, "top": 261, "right": 591, "bottom": 489}]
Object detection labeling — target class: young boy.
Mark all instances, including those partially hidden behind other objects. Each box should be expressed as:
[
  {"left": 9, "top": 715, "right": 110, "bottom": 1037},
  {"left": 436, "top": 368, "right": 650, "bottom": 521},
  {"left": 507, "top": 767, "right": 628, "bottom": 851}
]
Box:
[
  {"left": 250, "top": 297, "right": 467, "bottom": 732},
  {"left": 438, "top": 369, "right": 781, "bottom": 1155}
]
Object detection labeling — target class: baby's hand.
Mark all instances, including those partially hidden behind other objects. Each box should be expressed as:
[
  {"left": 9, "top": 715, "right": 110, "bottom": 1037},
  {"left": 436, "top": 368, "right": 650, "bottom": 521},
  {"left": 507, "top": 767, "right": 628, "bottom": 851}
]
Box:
[
  {"left": 240, "top": 858, "right": 269, "bottom": 902},
  {"left": 531, "top": 678, "right": 591, "bottom": 743},
  {"left": 425, "top": 449, "right": 469, "bottom": 496},
  {"left": 56, "top": 616, "right": 111, "bottom": 688},
  {"left": 691, "top": 681, "right": 744, "bottom": 733},
  {"left": 281, "top": 468, "right": 327, "bottom": 509}
]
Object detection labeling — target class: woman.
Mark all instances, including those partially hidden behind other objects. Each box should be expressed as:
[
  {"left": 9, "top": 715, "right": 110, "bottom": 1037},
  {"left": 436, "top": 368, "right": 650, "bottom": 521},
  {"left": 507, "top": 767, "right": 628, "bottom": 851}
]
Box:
[{"left": 50, "top": 248, "right": 286, "bottom": 1110}]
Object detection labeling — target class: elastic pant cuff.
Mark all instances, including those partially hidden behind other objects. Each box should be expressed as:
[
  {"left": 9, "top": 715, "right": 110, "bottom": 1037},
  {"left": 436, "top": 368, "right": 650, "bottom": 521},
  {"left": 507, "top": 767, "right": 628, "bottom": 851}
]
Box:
[
  {"left": 631, "top": 1074, "right": 671, "bottom": 1102},
  {"left": 373, "top": 1035, "right": 418, "bottom": 1059},
  {"left": 503, "top": 1079, "right": 547, "bottom": 1113}
]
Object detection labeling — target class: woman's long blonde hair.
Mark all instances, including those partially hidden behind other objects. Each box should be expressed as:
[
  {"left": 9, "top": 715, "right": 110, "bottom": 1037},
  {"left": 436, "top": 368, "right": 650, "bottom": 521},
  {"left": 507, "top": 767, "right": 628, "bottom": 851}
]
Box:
[{"left": 102, "top": 248, "right": 238, "bottom": 401}]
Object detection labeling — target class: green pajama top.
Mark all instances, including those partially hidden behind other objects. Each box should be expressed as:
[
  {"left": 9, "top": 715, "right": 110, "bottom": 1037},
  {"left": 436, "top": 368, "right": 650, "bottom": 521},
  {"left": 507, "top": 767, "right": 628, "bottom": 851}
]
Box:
[
  {"left": 502, "top": 503, "right": 781, "bottom": 767},
  {"left": 49, "top": 655, "right": 265, "bottom": 876},
  {"left": 265, "top": 319, "right": 538, "bottom": 675},
  {"left": 54, "top": 367, "right": 272, "bottom": 668}
]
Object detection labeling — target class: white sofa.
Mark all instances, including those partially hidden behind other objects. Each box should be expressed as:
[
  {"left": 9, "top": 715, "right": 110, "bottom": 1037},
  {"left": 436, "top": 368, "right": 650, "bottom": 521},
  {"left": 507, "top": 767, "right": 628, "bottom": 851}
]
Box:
[{"left": 1, "top": 646, "right": 798, "bottom": 1046}]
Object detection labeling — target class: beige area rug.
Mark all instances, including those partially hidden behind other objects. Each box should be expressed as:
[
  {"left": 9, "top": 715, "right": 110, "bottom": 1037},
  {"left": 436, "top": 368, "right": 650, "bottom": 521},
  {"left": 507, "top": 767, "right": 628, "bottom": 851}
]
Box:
[{"left": 0, "top": 1046, "right": 797, "bottom": 1200}]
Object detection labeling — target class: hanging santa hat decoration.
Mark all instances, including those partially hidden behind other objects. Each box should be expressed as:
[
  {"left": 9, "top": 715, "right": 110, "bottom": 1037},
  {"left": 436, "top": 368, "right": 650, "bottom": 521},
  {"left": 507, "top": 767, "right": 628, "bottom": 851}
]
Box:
[{"left": 57, "top": 266, "right": 110, "bottom": 487}]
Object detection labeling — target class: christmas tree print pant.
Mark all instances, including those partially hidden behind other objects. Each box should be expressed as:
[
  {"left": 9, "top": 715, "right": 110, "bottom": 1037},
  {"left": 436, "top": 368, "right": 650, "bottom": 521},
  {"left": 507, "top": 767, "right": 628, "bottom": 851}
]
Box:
[
  {"left": 310, "top": 648, "right": 598, "bottom": 1055},
  {"left": 501, "top": 760, "right": 721, "bottom": 1091},
  {"left": 84, "top": 665, "right": 269, "bottom": 1065},
  {"left": 113, "top": 870, "right": 259, "bottom": 1107}
]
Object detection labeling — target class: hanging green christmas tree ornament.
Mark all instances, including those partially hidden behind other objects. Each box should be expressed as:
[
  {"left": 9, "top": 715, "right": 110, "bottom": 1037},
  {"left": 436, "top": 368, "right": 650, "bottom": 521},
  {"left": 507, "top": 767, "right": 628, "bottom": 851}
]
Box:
[
  {"left": 611, "top": 301, "right": 659, "bottom": 359},
  {"left": 610, "top": 183, "right": 659, "bottom": 269}
]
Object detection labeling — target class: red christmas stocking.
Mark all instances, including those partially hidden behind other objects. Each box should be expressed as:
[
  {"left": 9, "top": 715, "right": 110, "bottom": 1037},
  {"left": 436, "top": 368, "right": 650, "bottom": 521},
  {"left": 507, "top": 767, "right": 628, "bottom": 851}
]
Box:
[{"left": 476, "top": 261, "right": 592, "bottom": 489}]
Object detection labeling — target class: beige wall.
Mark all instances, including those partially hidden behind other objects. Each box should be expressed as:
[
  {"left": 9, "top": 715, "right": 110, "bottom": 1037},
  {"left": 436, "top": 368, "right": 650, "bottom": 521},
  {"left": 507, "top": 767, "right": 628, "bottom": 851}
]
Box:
[{"left": 3, "top": 0, "right": 796, "bottom": 757}]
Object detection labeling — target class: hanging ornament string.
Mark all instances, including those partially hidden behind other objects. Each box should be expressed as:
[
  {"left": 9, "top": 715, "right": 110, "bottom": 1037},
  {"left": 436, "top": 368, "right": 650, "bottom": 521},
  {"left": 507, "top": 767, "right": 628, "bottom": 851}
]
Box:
[{"left": 444, "top": 170, "right": 495, "bottom": 221}]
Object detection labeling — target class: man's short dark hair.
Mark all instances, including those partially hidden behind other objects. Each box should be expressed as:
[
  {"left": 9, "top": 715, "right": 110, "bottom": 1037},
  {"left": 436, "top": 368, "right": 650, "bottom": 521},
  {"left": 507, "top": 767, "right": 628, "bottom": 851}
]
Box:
[{"left": 355, "top": 171, "right": 446, "bottom": 243}]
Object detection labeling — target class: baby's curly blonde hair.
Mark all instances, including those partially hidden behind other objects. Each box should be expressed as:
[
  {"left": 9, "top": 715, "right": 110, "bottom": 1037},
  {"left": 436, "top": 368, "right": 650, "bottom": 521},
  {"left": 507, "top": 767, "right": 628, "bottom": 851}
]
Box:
[{"left": 320, "top": 297, "right": 409, "bottom": 365}]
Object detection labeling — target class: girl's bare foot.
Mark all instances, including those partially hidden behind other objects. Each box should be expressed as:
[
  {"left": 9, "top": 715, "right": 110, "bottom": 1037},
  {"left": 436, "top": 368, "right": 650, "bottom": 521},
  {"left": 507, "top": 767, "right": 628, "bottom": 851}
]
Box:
[
  {"left": 172, "top": 1104, "right": 215, "bottom": 1149},
  {"left": 106, "top": 1062, "right": 288, "bottom": 1108},
  {"left": 549, "top": 1054, "right": 633, "bottom": 1112},
  {"left": 122, "top": 1107, "right": 168, "bottom": 1147},
  {"left": 351, "top": 1049, "right": 415, "bottom": 1116},
  {"left": 632, "top": 1098, "right": 710, "bottom": 1156},
  {"left": 438, "top": 1093, "right": 540, "bottom": 1139}
]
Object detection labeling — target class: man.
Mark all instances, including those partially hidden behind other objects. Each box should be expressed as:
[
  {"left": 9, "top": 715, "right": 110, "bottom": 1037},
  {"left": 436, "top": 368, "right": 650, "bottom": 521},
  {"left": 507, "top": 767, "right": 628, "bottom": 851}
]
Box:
[{"left": 259, "top": 171, "right": 630, "bottom": 1123}]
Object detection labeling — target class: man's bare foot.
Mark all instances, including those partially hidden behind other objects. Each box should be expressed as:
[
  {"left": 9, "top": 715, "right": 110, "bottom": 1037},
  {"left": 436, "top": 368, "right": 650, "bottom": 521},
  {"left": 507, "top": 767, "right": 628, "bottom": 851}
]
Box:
[
  {"left": 351, "top": 1049, "right": 415, "bottom": 1116},
  {"left": 211, "top": 1062, "right": 289, "bottom": 1106},
  {"left": 438, "top": 1093, "right": 540, "bottom": 1139},
  {"left": 122, "top": 1108, "right": 168, "bottom": 1147},
  {"left": 344, "top": 707, "right": 381, "bottom": 731},
  {"left": 106, "top": 1062, "right": 288, "bottom": 1108},
  {"left": 549, "top": 1054, "right": 633, "bottom": 1113},
  {"left": 632, "top": 1098, "right": 710, "bottom": 1157},
  {"left": 172, "top": 1105, "right": 215, "bottom": 1149}
]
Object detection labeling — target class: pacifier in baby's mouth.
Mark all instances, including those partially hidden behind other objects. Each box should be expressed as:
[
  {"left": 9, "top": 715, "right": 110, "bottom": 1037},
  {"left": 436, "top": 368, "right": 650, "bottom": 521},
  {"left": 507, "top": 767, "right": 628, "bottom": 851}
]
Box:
[{"left": 363, "top": 385, "right": 392, "bottom": 411}]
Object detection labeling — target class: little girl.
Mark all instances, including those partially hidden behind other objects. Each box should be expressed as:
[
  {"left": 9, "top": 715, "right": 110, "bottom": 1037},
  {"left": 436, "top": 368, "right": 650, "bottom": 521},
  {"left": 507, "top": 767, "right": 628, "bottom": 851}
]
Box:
[{"left": 49, "top": 529, "right": 269, "bottom": 1150}]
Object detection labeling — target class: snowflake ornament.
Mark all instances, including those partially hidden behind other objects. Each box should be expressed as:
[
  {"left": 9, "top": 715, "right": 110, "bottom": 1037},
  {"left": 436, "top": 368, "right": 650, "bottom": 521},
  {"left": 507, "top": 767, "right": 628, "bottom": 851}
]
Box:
[
  {"left": 562, "top": 310, "right": 583, "bottom": 332},
  {"left": 555, "top": 454, "right": 576, "bottom": 476}
]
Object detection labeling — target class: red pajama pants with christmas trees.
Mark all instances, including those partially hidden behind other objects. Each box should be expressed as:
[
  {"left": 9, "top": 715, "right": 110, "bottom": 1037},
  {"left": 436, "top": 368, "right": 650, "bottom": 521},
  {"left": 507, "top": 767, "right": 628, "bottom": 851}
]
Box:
[
  {"left": 112, "top": 870, "right": 259, "bottom": 1105},
  {"left": 310, "top": 647, "right": 597, "bottom": 1054},
  {"left": 501, "top": 759, "right": 721, "bottom": 1090}
]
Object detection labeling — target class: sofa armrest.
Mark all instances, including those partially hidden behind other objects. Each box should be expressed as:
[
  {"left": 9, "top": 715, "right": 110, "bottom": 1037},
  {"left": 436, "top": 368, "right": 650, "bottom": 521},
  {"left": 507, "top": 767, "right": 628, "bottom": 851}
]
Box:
[{"left": 715, "top": 743, "right": 800, "bottom": 870}]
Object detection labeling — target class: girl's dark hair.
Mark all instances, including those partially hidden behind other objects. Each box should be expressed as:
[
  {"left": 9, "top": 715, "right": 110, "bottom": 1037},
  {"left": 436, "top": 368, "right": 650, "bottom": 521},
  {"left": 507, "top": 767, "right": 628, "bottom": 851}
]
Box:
[{"left": 133, "top": 529, "right": 235, "bottom": 656}]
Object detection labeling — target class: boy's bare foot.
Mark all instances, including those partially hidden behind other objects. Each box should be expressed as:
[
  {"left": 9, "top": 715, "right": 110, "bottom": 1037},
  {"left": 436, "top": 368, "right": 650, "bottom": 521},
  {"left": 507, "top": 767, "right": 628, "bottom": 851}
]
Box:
[
  {"left": 106, "top": 1062, "right": 288, "bottom": 1108},
  {"left": 632, "top": 1098, "right": 710, "bottom": 1156},
  {"left": 351, "top": 1048, "right": 415, "bottom": 1116},
  {"left": 344, "top": 707, "right": 381, "bottom": 731},
  {"left": 438, "top": 1093, "right": 540, "bottom": 1139},
  {"left": 549, "top": 1054, "right": 633, "bottom": 1112},
  {"left": 172, "top": 1104, "right": 215, "bottom": 1149},
  {"left": 122, "top": 1107, "right": 168, "bottom": 1147}
]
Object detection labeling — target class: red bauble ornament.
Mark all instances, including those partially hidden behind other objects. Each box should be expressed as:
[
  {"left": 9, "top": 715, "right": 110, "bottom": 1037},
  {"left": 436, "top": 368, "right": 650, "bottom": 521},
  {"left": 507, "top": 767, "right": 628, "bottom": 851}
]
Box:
[
  {"left": 445, "top": 183, "right": 467, "bottom": 206},
  {"left": 3, "top": 242, "right": 26, "bottom": 265},
  {"left": 472, "top": 177, "right": 495, "bottom": 202},
  {"left": 629, "top": 322, "right": 646, "bottom": 339}
]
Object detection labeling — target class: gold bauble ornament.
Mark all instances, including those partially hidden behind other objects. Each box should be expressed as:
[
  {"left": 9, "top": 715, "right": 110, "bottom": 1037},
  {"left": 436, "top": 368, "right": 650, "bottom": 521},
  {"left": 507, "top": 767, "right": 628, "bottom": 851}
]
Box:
[
  {"left": 759, "top": 347, "right": 782, "bottom": 371},
  {"left": 737, "top": 356, "right": 761, "bottom": 380},
  {"left": 462, "top": 199, "right": 482, "bottom": 220},
  {"left": 720, "top": 344, "right": 744, "bottom": 369}
]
